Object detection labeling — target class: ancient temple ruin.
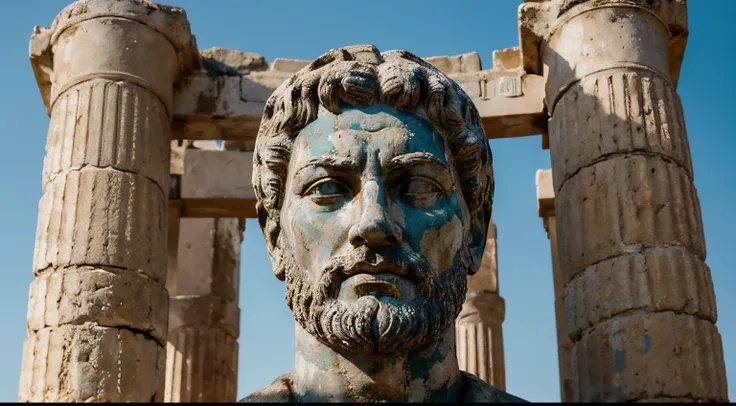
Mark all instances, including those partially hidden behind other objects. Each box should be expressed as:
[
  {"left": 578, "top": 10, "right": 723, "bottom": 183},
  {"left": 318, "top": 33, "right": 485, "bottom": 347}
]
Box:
[{"left": 19, "top": 0, "right": 728, "bottom": 402}]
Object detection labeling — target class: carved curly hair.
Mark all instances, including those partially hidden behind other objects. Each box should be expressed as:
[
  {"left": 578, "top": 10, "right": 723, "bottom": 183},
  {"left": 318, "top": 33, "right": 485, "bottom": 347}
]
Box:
[{"left": 252, "top": 45, "right": 494, "bottom": 280}]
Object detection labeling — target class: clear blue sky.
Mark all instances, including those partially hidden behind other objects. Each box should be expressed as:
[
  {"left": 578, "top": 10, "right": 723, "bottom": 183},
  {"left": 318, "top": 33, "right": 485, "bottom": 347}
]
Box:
[{"left": 0, "top": 1, "right": 733, "bottom": 402}]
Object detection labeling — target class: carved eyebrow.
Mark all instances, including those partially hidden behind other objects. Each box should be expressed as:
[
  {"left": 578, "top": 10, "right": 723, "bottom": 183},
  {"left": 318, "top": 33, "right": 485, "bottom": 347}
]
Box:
[
  {"left": 386, "top": 152, "right": 448, "bottom": 172},
  {"left": 295, "top": 156, "right": 359, "bottom": 176}
]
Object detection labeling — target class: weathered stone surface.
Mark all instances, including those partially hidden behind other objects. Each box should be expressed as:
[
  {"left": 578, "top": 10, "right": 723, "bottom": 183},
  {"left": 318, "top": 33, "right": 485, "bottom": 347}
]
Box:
[
  {"left": 43, "top": 79, "right": 171, "bottom": 191},
  {"left": 19, "top": 324, "right": 165, "bottom": 402},
  {"left": 165, "top": 217, "right": 243, "bottom": 402},
  {"left": 425, "top": 52, "right": 482, "bottom": 74},
  {"left": 535, "top": 169, "right": 554, "bottom": 218},
  {"left": 549, "top": 71, "right": 693, "bottom": 193},
  {"left": 564, "top": 246, "right": 717, "bottom": 340},
  {"left": 572, "top": 312, "right": 728, "bottom": 402},
  {"left": 457, "top": 223, "right": 507, "bottom": 393},
  {"left": 173, "top": 49, "right": 547, "bottom": 143},
  {"left": 456, "top": 301, "right": 505, "bottom": 388},
  {"left": 271, "top": 58, "right": 311, "bottom": 73},
  {"left": 33, "top": 169, "right": 166, "bottom": 282},
  {"left": 165, "top": 327, "right": 239, "bottom": 402},
  {"left": 556, "top": 155, "right": 705, "bottom": 281},
  {"left": 26, "top": 266, "right": 168, "bottom": 343},
  {"left": 200, "top": 46, "right": 268, "bottom": 74},
  {"left": 491, "top": 47, "right": 521, "bottom": 72},
  {"left": 542, "top": 0, "right": 725, "bottom": 402},
  {"left": 173, "top": 197, "right": 258, "bottom": 218},
  {"left": 541, "top": 216, "right": 574, "bottom": 402},
  {"left": 181, "top": 150, "right": 255, "bottom": 200},
  {"left": 468, "top": 223, "right": 499, "bottom": 293},
  {"left": 544, "top": 5, "right": 671, "bottom": 111},
  {"left": 30, "top": 0, "right": 198, "bottom": 113},
  {"left": 168, "top": 296, "right": 240, "bottom": 338},
  {"left": 25, "top": 2, "right": 190, "bottom": 400}
]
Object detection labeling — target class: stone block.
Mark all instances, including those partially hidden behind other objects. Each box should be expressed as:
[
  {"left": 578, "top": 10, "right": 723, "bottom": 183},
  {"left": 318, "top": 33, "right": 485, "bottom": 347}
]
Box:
[
  {"left": 211, "top": 218, "right": 243, "bottom": 301},
  {"left": 170, "top": 218, "right": 215, "bottom": 296},
  {"left": 168, "top": 296, "right": 240, "bottom": 338},
  {"left": 271, "top": 58, "right": 311, "bottom": 73},
  {"left": 425, "top": 52, "right": 482, "bottom": 74},
  {"left": 181, "top": 149, "right": 255, "bottom": 200},
  {"left": 469, "top": 224, "right": 498, "bottom": 293},
  {"left": 165, "top": 327, "right": 238, "bottom": 402},
  {"left": 564, "top": 246, "right": 717, "bottom": 340},
  {"left": 43, "top": 79, "right": 170, "bottom": 191},
  {"left": 18, "top": 324, "right": 165, "bottom": 402},
  {"left": 200, "top": 47, "right": 268, "bottom": 73},
  {"left": 535, "top": 169, "right": 554, "bottom": 218},
  {"left": 26, "top": 266, "right": 168, "bottom": 343},
  {"left": 241, "top": 71, "right": 294, "bottom": 103},
  {"left": 556, "top": 155, "right": 705, "bottom": 280},
  {"left": 33, "top": 169, "right": 166, "bottom": 282},
  {"left": 491, "top": 47, "right": 521, "bottom": 72},
  {"left": 544, "top": 4, "right": 671, "bottom": 110},
  {"left": 549, "top": 71, "right": 693, "bottom": 193},
  {"left": 174, "top": 198, "right": 258, "bottom": 218},
  {"left": 572, "top": 312, "right": 728, "bottom": 402}
]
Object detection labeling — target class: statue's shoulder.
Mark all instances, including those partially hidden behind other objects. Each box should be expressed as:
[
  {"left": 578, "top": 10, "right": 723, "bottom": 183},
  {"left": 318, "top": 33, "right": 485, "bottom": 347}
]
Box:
[
  {"left": 458, "top": 371, "right": 528, "bottom": 403},
  {"left": 239, "top": 373, "right": 295, "bottom": 403}
]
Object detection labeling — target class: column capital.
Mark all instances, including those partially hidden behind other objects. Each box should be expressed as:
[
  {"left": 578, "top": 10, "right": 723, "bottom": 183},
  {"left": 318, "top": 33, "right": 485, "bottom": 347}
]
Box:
[
  {"left": 518, "top": 0, "right": 687, "bottom": 86},
  {"left": 30, "top": 0, "right": 199, "bottom": 115},
  {"left": 458, "top": 291, "right": 506, "bottom": 324}
]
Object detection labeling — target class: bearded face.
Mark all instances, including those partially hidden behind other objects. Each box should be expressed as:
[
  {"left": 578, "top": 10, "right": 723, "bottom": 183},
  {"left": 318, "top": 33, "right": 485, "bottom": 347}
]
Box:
[{"left": 278, "top": 105, "right": 477, "bottom": 355}]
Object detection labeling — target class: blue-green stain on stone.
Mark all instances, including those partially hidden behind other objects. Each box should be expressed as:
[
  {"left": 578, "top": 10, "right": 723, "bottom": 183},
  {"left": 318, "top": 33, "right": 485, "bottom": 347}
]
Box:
[{"left": 614, "top": 349, "right": 626, "bottom": 372}]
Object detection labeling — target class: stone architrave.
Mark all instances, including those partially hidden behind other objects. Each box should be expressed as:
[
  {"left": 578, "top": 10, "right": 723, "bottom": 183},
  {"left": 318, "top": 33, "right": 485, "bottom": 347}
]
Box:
[
  {"left": 521, "top": 0, "right": 728, "bottom": 402},
  {"left": 456, "top": 222, "right": 506, "bottom": 390},
  {"left": 536, "top": 169, "right": 573, "bottom": 402},
  {"left": 164, "top": 141, "right": 245, "bottom": 402},
  {"left": 20, "top": 0, "right": 197, "bottom": 402}
]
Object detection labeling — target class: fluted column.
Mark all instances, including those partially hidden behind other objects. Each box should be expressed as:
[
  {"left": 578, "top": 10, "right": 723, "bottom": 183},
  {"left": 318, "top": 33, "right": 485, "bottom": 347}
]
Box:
[
  {"left": 524, "top": 0, "right": 728, "bottom": 402},
  {"left": 456, "top": 222, "right": 506, "bottom": 390},
  {"left": 164, "top": 201, "right": 243, "bottom": 402},
  {"left": 536, "top": 169, "right": 573, "bottom": 402},
  {"left": 20, "top": 1, "right": 196, "bottom": 402}
]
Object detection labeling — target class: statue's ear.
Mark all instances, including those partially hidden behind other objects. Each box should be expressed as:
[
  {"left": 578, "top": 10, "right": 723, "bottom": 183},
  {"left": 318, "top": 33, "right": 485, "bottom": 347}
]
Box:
[
  {"left": 467, "top": 208, "right": 491, "bottom": 275},
  {"left": 257, "top": 202, "right": 286, "bottom": 281}
]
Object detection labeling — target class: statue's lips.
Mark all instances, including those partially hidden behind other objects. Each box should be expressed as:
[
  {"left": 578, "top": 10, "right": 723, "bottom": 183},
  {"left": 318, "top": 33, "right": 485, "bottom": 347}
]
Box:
[
  {"left": 349, "top": 273, "right": 402, "bottom": 300},
  {"left": 338, "top": 261, "right": 418, "bottom": 301}
]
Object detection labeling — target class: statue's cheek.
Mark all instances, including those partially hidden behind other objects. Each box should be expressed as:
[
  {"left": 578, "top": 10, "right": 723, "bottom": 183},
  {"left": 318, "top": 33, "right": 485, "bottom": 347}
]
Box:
[{"left": 418, "top": 215, "right": 464, "bottom": 274}]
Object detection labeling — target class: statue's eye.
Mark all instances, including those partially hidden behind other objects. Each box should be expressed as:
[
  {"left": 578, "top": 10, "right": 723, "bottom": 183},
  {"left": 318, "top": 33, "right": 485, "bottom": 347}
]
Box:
[
  {"left": 398, "top": 177, "right": 444, "bottom": 208},
  {"left": 303, "top": 179, "right": 352, "bottom": 206}
]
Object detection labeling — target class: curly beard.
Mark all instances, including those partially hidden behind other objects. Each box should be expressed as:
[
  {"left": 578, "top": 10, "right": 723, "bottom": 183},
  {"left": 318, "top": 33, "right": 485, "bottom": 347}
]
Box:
[{"left": 282, "top": 242, "right": 470, "bottom": 354}]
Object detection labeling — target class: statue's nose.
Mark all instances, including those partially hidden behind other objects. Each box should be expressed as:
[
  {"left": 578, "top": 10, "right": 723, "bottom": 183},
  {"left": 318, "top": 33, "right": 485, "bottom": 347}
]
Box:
[{"left": 348, "top": 181, "right": 402, "bottom": 249}]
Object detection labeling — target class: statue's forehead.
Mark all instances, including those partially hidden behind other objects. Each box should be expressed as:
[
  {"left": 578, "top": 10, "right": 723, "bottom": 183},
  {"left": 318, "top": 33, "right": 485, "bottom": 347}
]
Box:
[{"left": 295, "top": 105, "right": 446, "bottom": 158}]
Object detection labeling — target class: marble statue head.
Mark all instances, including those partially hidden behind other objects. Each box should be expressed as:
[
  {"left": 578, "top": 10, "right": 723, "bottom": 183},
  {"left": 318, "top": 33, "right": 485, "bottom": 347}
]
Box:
[{"left": 252, "top": 45, "right": 494, "bottom": 356}]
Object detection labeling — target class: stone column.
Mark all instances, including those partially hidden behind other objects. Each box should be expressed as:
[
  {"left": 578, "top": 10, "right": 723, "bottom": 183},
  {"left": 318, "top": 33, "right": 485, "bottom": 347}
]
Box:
[
  {"left": 165, "top": 216, "right": 244, "bottom": 402},
  {"left": 536, "top": 169, "right": 573, "bottom": 402},
  {"left": 165, "top": 140, "right": 244, "bottom": 402},
  {"left": 522, "top": 0, "right": 728, "bottom": 402},
  {"left": 20, "top": 1, "right": 196, "bottom": 402},
  {"left": 456, "top": 222, "right": 506, "bottom": 390}
]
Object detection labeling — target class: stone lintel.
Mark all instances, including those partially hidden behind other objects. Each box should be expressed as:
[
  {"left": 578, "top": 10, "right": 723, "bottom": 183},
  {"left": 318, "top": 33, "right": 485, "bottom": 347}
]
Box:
[
  {"left": 169, "top": 143, "right": 257, "bottom": 218},
  {"left": 518, "top": 0, "right": 688, "bottom": 87},
  {"left": 536, "top": 168, "right": 555, "bottom": 218},
  {"left": 172, "top": 48, "right": 547, "bottom": 142}
]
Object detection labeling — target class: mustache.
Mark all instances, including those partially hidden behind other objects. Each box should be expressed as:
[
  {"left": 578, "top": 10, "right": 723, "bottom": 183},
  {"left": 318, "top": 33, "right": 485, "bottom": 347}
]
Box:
[{"left": 314, "top": 245, "right": 437, "bottom": 302}]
